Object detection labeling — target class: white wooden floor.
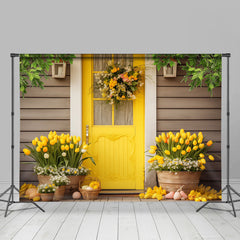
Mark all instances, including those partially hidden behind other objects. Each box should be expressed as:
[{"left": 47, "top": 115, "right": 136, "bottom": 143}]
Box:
[{"left": 0, "top": 193, "right": 240, "bottom": 239}]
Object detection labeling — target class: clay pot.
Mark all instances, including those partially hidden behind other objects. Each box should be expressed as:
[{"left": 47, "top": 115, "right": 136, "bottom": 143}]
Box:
[
  {"left": 65, "top": 176, "right": 86, "bottom": 194},
  {"left": 38, "top": 175, "right": 51, "bottom": 185},
  {"left": 54, "top": 185, "right": 66, "bottom": 201},
  {"left": 40, "top": 193, "right": 54, "bottom": 201},
  {"left": 157, "top": 171, "right": 202, "bottom": 195}
]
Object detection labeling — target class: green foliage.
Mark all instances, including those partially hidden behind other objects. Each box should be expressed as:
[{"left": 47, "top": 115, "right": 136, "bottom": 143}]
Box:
[
  {"left": 152, "top": 54, "right": 222, "bottom": 95},
  {"left": 20, "top": 54, "right": 75, "bottom": 96}
]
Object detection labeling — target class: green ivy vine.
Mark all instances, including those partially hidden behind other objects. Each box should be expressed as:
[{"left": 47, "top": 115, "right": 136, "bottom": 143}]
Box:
[
  {"left": 152, "top": 54, "right": 222, "bottom": 95},
  {"left": 20, "top": 54, "right": 75, "bottom": 96}
]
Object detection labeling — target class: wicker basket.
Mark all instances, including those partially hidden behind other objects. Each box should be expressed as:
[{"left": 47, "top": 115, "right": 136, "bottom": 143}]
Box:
[
  {"left": 79, "top": 188, "right": 101, "bottom": 200},
  {"left": 79, "top": 176, "right": 101, "bottom": 200}
]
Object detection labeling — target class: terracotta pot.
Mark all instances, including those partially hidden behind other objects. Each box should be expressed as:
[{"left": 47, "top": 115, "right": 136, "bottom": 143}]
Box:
[
  {"left": 54, "top": 185, "right": 66, "bottom": 201},
  {"left": 157, "top": 171, "right": 202, "bottom": 195},
  {"left": 40, "top": 193, "right": 54, "bottom": 201},
  {"left": 38, "top": 175, "right": 51, "bottom": 185},
  {"left": 65, "top": 175, "right": 86, "bottom": 194}
]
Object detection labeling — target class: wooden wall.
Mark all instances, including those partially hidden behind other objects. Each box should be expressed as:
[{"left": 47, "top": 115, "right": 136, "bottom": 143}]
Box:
[
  {"left": 157, "top": 65, "right": 221, "bottom": 190},
  {"left": 20, "top": 65, "right": 71, "bottom": 185}
]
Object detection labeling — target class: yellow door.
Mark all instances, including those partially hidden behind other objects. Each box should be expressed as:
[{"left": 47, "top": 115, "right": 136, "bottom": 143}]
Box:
[{"left": 82, "top": 54, "right": 145, "bottom": 189}]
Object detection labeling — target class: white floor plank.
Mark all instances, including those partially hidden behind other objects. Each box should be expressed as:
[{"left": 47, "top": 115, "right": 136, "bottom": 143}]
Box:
[
  {"left": 119, "top": 202, "right": 138, "bottom": 240},
  {"left": 97, "top": 201, "right": 119, "bottom": 240},
  {"left": 210, "top": 203, "right": 240, "bottom": 233},
  {"left": 177, "top": 201, "right": 224, "bottom": 240},
  {"left": 54, "top": 202, "right": 90, "bottom": 240},
  {"left": 133, "top": 202, "right": 160, "bottom": 240},
  {"left": 148, "top": 202, "right": 182, "bottom": 240},
  {"left": 162, "top": 201, "right": 202, "bottom": 240},
  {"left": 76, "top": 202, "right": 104, "bottom": 240},
  {"left": 12, "top": 202, "right": 62, "bottom": 240},
  {"left": 191, "top": 202, "right": 240, "bottom": 240},
  {"left": 33, "top": 202, "right": 75, "bottom": 240},
  {"left": 0, "top": 202, "right": 47, "bottom": 240}
]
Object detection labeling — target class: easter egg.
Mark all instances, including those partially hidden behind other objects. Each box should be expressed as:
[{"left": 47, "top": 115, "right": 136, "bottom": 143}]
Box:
[{"left": 72, "top": 191, "right": 81, "bottom": 199}]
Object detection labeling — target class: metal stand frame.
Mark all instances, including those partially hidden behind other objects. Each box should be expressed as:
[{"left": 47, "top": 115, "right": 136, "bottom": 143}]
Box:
[
  {"left": 0, "top": 53, "right": 45, "bottom": 217},
  {"left": 196, "top": 53, "right": 240, "bottom": 217}
]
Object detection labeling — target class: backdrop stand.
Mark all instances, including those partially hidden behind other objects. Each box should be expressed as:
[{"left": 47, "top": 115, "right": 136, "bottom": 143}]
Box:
[
  {"left": 0, "top": 53, "right": 45, "bottom": 217},
  {"left": 196, "top": 53, "right": 240, "bottom": 217}
]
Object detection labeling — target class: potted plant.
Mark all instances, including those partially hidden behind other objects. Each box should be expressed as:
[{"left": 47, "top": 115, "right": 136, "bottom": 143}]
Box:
[
  {"left": 38, "top": 184, "right": 56, "bottom": 201},
  {"left": 148, "top": 129, "right": 214, "bottom": 194},
  {"left": 50, "top": 174, "right": 70, "bottom": 200},
  {"left": 23, "top": 131, "right": 95, "bottom": 193}
]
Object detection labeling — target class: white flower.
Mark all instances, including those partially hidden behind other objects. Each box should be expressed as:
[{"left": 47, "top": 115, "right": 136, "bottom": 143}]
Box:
[
  {"left": 131, "top": 95, "right": 136, "bottom": 100},
  {"left": 44, "top": 153, "right": 49, "bottom": 159},
  {"left": 62, "top": 152, "right": 66, "bottom": 157},
  {"left": 81, "top": 149, "right": 87, "bottom": 153}
]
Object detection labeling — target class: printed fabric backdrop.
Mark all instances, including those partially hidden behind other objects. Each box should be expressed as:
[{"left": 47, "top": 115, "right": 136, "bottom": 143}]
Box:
[{"left": 20, "top": 54, "right": 222, "bottom": 202}]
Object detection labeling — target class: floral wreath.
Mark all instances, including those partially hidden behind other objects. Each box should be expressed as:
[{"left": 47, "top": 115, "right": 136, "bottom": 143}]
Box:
[{"left": 95, "top": 62, "right": 144, "bottom": 105}]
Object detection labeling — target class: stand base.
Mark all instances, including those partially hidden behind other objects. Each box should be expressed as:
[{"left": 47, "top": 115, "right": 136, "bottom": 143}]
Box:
[
  {"left": 196, "top": 184, "right": 240, "bottom": 217},
  {"left": 0, "top": 184, "right": 45, "bottom": 217}
]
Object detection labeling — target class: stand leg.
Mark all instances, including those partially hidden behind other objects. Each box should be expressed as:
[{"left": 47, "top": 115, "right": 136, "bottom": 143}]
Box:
[
  {"left": 196, "top": 201, "right": 209, "bottom": 212},
  {"left": 0, "top": 186, "right": 11, "bottom": 198},
  {"left": 30, "top": 201, "right": 45, "bottom": 212},
  {"left": 222, "top": 186, "right": 227, "bottom": 192},
  {"left": 227, "top": 186, "right": 236, "bottom": 217},
  {"left": 5, "top": 187, "right": 13, "bottom": 217}
]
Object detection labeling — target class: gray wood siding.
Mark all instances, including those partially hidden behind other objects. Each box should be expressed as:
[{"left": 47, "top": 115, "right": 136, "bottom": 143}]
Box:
[
  {"left": 157, "top": 65, "right": 221, "bottom": 190},
  {"left": 20, "top": 65, "right": 71, "bottom": 185}
]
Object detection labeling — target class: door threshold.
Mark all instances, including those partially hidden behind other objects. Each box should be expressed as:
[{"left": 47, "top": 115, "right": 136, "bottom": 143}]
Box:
[{"left": 100, "top": 189, "right": 143, "bottom": 195}]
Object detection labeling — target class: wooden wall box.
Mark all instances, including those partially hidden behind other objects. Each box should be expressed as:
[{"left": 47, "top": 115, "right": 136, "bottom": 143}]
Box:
[
  {"left": 163, "top": 62, "right": 177, "bottom": 77},
  {"left": 52, "top": 62, "right": 66, "bottom": 78}
]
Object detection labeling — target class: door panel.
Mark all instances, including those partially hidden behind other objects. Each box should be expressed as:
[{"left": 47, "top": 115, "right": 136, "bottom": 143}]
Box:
[{"left": 82, "top": 54, "right": 145, "bottom": 189}]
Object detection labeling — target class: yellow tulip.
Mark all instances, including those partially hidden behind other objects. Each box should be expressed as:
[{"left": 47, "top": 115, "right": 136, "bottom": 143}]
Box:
[
  {"left": 149, "top": 149, "right": 156, "bottom": 154},
  {"left": 198, "top": 138, "right": 203, "bottom": 144},
  {"left": 209, "top": 155, "right": 214, "bottom": 161},
  {"left": 198, "top": 132, "right": 203, "bottom": 137},
  {"left": 50, "top": 140, "right": 55, "bottom": 146},
  {"left": 177, "top": 145, "right": 181, "bottom": 150},
  {"left": 155, "top": 136, "right": 161, "bottom": 143},
  {"left": 43, "top": 147, "right": 48, "bottom": 153},
  {"left": 34, "top": 137, "right": 39, "bottom": 142},
  {"left": 65, "top": 145, "right": 69, "bottom": 151},
  {"left": 150, "top": 145, "right": 157, "bottom": 151},
  {"left": 207, "top": 140, "right": 213, "bottom": 146},
  {"left": 199, "top": 143, "right": 204, "bottom": 149},
  {"left": 23, "top": 148, "right": 31, "bottom": 156},
  {"left": 192, "top": 133, "right": 197, "bottom": 139},
  {"left": 77, "top": 136, "right": 81, "bottom": 142},
  {"left": 181, "top": 133, "right": 187, "bottom": 139},
  {"left": 75, "top": 148, "right": 80, "bottom": 153},
  {"left": 185, "top": 139, "right": 189, "bottom": 145},
  {"left": 200, "top": 158, "right": 206, "bottom": 164},
  {"left": 38, "top": 142, "right": 43, "bottom": 148},
  {"left": 42, "top": 140, "right": 47, "bottom": 146},
  {"left": 181, "top": 150, "right": 186, "bottom": 155},
  {"left": 176, "top": 133, "right": 180, "bottom": 138},
  {"left": 179, "top": 138, "right": 184, "bottom": 144},
  {"left": 175, "top": 138, "right": 179, "bottom": 143},
  {"left": 83, "top": 144, "right": 88, "bottom": 150},
  {"left": 61, "top": 145, "right": 65, "bottom": 151},
  {"left": 36, "top": 147, "right": 41, "bottom": 152},
  {"left": 186, "top": 132, "right": 191, "bottom": 138},
  {"left": 172, "top": 147, "right": 177, "bottom": 152},
  {"left": 148, "top": 158, "right": 155, "bottom": 163},
  {"left": 70, "top": 144, "right": 74, "bottom": 149},
  {"left": 157, "top": 157, "right": 164, "bottom": 165},
  {"left": 199, "top": 153, "right": 205, "bottom": 158},
  {"left": 186, "top": 146, "right": 191, "bottom": 153},
  {"left": 32, "top": 140, "right": 37, "bottom": 146},
  {"left": 200, "top": 165, "right": 205, "bottom": 170},
  {"left": 164, "top": 150, "right": 170, "bottom": 155},
  {"left": 193, "top": 140, "right": 197, "bottom": 146},
  {"left": 189, "top": 135, "right": 193, "bottom": 141},
  {"left": 180, "top": 129, "right": 185, "bottom": 134},
  {"left": 193, "top": 146, "right": 198, "bottom": 151}
]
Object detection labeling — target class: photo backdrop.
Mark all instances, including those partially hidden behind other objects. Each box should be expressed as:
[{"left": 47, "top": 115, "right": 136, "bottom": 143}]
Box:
[{"left": 19, "top": 54, "right": 222, "bottom": 202}]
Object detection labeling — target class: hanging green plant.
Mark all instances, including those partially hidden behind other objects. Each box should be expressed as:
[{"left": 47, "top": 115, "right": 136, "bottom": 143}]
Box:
[
  {"left": 20, "top": 54, "right": 75, "bottom": 96},
  {"left": 152, "top": 54, "right": 222, "bottom": 95}
]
